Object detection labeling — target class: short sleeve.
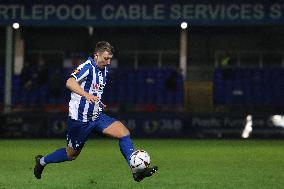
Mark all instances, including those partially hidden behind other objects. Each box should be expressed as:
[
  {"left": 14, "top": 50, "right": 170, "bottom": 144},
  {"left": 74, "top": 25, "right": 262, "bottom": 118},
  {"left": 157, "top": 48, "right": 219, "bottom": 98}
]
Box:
[{"left": 71, "top": 61, "right": 91, "bottom": 82}]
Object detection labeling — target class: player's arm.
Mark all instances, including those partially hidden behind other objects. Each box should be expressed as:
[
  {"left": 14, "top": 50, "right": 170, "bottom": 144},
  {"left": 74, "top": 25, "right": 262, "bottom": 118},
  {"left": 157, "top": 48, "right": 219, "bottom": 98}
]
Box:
[{"left": 66, "top": 77, "right": 99, "bottom": 103}]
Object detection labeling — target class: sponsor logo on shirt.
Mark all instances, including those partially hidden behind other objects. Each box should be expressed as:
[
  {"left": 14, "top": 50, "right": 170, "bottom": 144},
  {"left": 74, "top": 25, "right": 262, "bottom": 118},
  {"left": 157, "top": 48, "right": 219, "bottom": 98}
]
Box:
[{"left": 92, "top": 83, "right": 106, "bottom": 91}]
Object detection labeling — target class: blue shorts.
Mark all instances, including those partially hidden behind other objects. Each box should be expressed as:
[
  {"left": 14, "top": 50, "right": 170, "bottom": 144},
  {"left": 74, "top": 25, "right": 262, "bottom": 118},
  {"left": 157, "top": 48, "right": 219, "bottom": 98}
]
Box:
[{"left": 66, "top": 113, "right": 117, "bottom": 151}]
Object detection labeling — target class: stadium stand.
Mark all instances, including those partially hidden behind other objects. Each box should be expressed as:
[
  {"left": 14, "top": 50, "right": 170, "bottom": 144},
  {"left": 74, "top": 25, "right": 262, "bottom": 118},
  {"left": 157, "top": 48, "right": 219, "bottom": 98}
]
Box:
[
  {"left": 103, "top": 68, "right": 184, "bottom": 112},
  {"left": 0, "top": 67, "right": 183, "bottom": 112},
  {"left": 213, "top": 68, "right": 284, "bottom": 107}
]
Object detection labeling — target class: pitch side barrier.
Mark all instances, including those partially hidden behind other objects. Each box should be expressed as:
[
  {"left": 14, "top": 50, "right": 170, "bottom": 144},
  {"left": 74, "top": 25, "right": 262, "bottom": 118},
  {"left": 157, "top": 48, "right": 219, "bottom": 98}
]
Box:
[{"left": 0, "top": 112, "right": 283, "bottom": 139}]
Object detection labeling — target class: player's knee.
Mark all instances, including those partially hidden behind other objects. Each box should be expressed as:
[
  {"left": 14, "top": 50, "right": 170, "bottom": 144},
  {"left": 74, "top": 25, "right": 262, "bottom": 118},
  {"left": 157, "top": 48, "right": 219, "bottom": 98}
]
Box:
[
  {"left": 66, "top": 147, "right": 80, "bottom": 160},
  {"left": 69, "top": 154, "right": 79, "bottom": 160},
  {"left": 103, "top": 121, "right": 130, "bottom": 138},
  {"left": 124, "top": 128, "right": 130, "bottom": 136},
  {"left": 119, "top": 125, "right": 130, "bottom": 138},
  {"left": 113, "top": 126, "right": 130, "bottom": 139}
]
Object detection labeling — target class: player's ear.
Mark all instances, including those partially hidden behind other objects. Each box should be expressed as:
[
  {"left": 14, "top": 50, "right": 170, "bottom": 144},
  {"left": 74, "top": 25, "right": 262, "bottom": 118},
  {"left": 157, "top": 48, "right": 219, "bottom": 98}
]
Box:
[{"left": 94, "top": 52, "right": 98, "bottom": 58}]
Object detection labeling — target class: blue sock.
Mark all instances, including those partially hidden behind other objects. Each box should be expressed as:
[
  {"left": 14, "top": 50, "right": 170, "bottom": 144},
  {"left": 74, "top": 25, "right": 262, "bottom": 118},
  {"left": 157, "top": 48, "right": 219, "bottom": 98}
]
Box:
[
  {"left": 43, "top": 148, "right": 70, "bottom": 164},
  {"left": 119, "top": 135, "right": 134, "bottom": 165}
]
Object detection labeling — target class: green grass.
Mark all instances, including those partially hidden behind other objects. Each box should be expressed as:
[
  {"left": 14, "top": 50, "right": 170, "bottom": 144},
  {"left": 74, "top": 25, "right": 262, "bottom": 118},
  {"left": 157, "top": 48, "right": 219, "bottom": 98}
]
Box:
[{"left": 0, "top": 139, "right": 283, "bottom": 189}]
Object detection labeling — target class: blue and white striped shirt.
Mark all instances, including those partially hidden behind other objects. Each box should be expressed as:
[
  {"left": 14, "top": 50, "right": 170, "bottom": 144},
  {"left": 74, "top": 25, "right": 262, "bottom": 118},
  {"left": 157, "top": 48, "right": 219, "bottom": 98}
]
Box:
[{"left": 69, "top": 57, "right": 108, "bottom": 122}]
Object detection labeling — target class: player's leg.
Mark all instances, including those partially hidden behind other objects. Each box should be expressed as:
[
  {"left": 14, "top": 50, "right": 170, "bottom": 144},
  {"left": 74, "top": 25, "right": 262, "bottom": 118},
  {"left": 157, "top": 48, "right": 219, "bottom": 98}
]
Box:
[
  {"left": 102, "top": 120, "right": 134, "bottom": 164},
  {"left": 94, "top": 113, "right": 158, "bottom": 182},
  {"left": 92, "top": 113, "right": 134, "bottom": 164},
  {"left": 34, "top": 118, "right": 89, "bottom": 179},
  {"left": 34, "top": 147, "right": 74, "bottom": 179}
]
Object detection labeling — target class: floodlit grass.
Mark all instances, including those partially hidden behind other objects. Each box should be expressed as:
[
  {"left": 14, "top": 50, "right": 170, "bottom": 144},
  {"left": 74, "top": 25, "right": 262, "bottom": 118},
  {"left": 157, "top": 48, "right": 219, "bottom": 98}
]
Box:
[{"left": 0, "top": 139, "right": 283, "bottom": 189}]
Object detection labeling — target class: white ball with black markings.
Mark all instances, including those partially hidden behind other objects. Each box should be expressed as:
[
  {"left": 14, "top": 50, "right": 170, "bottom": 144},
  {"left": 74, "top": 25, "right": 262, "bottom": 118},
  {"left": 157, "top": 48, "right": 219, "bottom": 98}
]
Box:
[{"left": 130, "top": 150, "right": 151, "bottom": 173}]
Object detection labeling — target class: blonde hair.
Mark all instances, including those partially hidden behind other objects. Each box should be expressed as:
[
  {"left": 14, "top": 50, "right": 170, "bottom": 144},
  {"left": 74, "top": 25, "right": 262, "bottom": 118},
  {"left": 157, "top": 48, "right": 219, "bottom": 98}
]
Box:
[{"left": 95, "top": 41, "right": 114, "bottom": 55}]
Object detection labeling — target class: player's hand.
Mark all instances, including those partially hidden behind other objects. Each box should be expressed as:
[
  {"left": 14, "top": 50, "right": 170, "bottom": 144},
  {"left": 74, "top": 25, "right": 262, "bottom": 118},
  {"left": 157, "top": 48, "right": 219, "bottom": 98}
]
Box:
[{"left": 84, "top": 93, "right": 99, "bottom": 103}]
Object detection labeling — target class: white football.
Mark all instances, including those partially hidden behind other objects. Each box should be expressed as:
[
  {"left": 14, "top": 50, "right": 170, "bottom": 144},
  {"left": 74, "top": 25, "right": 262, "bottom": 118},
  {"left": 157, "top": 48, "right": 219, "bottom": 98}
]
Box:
[{"left": 130, "top": 150, "right": 151, "bottom": 173}]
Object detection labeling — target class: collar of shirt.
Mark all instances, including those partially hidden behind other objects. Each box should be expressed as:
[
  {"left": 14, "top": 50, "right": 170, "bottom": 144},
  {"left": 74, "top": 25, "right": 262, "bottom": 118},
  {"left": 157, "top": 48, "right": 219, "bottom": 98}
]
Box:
[{"left": 88, "top": 57, "right": 105, "bottom": 71}]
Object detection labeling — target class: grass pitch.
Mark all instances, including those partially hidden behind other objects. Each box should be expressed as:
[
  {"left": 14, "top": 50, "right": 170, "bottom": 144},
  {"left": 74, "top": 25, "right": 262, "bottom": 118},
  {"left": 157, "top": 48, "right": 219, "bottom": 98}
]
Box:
[{"left": 0, "top": 139, "right": 283, "bottom": 189}]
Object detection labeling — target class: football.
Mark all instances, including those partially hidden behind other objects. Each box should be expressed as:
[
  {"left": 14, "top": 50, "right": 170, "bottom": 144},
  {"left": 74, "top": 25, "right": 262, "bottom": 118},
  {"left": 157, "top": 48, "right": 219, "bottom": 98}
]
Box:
[{"left": 130, "top": 150, "right": 151, "bottom": 172}]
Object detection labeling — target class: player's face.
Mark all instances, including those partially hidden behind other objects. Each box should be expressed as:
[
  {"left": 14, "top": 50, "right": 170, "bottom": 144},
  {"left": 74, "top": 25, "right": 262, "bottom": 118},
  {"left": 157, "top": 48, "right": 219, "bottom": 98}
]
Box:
[{"left": 94, "top": 51, "right": 113, "bottom": 69}]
